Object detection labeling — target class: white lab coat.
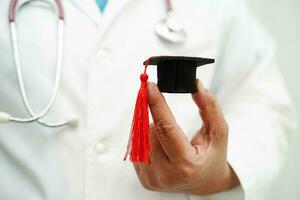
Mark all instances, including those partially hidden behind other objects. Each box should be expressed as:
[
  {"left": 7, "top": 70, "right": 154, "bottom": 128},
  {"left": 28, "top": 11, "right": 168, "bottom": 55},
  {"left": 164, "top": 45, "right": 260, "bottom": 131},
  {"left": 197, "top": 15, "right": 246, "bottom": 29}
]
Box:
[{"left": 0, "top": 0, "right": 295, "bottom": 200}]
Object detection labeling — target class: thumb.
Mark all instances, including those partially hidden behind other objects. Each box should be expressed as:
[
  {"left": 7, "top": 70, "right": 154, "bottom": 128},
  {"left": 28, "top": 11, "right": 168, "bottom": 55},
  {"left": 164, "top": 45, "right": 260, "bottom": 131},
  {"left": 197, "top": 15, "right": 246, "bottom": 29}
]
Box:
[{"left": 192, "top": 80, "right": 228, "bottom": 147}]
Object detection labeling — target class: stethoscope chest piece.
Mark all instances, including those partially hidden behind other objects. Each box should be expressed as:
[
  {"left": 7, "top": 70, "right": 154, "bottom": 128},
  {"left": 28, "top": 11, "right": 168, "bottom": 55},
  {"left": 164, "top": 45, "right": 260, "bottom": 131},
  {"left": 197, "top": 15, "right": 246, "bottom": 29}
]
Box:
[{"left": 155, "top": 11, "right": 187, "bottom": 44}]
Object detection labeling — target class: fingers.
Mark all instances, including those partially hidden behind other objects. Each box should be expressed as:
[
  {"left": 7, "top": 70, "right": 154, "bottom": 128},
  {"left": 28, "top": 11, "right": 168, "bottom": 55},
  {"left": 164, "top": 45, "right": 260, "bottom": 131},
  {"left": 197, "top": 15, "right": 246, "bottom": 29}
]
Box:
[
  {"left": 135, "top": 124, "right": 167, "bottom": 174},
  {"left": 192, "top": 80, "right": 228, "bottom": 146},
  {"left": 149, "top": 123, "right": 169, "bottom": 163},
  {"left": 147, "top": 82, "right": 192, "bottom": 161}
]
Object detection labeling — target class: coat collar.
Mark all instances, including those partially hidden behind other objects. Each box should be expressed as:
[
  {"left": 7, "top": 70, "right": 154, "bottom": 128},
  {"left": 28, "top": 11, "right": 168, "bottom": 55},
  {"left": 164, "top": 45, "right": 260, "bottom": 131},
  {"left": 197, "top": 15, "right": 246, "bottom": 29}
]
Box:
[{"left": 70, "top": 0, "right": 133, "bottom": 27}]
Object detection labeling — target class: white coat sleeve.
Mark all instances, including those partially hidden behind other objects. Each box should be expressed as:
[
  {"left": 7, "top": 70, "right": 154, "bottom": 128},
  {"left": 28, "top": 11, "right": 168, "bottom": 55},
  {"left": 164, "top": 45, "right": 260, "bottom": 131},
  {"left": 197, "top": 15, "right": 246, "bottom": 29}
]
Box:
[{"left": 209, "top": 1, "right": 297, "bottom": 200}]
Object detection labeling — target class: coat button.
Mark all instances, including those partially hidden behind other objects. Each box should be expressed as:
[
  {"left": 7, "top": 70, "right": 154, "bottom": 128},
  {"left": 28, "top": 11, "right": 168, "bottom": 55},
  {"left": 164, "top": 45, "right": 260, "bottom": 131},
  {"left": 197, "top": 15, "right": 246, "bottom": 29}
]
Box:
[
  {"left": 95, "top": 142, "right": 108, "bottom": 155},
  {"left": 96, "top": 48, "right": 110, "bottom": 63}
]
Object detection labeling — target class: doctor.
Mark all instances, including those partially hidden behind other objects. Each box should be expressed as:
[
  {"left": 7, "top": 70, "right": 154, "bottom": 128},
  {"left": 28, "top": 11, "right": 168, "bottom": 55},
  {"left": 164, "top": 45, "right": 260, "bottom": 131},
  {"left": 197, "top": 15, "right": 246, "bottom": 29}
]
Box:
[{"left": 0, "top": 0, "right": 295, "bottom": 200}]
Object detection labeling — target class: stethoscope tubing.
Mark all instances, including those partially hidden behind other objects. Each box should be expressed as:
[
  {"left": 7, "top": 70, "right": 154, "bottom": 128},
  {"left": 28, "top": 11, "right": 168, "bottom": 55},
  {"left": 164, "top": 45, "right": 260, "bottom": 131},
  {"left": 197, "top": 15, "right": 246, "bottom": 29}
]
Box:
[
  {"left": 4, "top": 0, "right": 77, "bottom": 127},
  {"left": 1, "top": 0, "right": 184, "bottom": 128},
  {"left": 9, "top": 0, "right": 65, "bottom": 22},
  {"left": 165, "top": 0, "right": 173, "bottom": 12}
]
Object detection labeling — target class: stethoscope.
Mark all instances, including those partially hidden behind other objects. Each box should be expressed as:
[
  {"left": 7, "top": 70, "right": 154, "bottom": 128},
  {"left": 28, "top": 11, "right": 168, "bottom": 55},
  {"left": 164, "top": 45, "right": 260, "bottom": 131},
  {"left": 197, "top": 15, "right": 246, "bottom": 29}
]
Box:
[
  {"left": 0, "top": 0, "right": 187, "bottom": 128},
  {"left": 0, "top": 0, "right": 77, "bottom": 128},
  {"left": 155, "top": 0, "right": 187, "bottom": 43}
]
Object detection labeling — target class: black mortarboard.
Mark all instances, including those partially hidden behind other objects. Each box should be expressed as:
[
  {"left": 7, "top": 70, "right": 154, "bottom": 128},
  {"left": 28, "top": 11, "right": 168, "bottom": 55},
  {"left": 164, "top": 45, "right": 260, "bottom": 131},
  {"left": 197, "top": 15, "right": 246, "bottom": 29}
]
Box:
[
  {"left": 124, "top": 56, "right": 215, "bottom": 164},
  {"left": 143, "top": 56, "right": 214, "bottom": 93}
]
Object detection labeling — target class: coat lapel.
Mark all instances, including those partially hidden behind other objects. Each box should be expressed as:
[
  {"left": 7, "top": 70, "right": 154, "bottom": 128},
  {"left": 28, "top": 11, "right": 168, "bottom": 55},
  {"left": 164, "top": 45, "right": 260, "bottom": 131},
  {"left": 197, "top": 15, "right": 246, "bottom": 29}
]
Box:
[
  {"left": 70, "top": 0, "right": 133, "bottom": 27},
  {"left": 69, "top": 0, "right": 102, "bottom": 25}
]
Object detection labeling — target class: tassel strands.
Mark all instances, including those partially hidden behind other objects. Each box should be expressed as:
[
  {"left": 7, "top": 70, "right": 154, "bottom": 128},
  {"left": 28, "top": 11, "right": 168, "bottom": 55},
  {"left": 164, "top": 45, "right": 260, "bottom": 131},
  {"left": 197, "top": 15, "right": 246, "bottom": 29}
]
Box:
[{"left": 124, "top": 59, "right": 152, "bottom": 163}]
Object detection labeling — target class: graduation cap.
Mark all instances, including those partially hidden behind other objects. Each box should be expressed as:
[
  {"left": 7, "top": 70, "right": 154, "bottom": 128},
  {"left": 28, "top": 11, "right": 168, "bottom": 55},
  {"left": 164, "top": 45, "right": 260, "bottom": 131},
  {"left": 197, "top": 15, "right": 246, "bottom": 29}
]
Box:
[
  {"left": 124, "top": 56, "right": 215, "bottom": 164},
  {"left": 144, "top": 56, "right": 215, "bottom": 93}
]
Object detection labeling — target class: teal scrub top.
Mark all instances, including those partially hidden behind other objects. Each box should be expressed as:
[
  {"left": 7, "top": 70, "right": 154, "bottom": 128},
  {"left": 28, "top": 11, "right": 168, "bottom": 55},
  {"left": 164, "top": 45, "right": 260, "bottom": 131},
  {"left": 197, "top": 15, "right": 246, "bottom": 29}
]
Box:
[{"left": 96, "top": 0, "right": 109, "bottom": 12}]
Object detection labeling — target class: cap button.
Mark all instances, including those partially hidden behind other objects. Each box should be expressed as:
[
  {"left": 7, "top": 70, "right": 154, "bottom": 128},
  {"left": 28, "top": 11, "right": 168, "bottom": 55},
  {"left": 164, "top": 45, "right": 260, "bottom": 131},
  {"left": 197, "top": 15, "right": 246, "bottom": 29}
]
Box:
[{"left": 140, "top": 73, "right": 148, "bottom": 82}]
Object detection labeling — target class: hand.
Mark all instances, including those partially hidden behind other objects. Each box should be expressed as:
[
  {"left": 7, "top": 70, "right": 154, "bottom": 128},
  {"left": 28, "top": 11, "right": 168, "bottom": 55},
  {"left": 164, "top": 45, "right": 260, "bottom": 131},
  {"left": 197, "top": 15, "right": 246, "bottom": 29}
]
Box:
[{"left": 134, "top": 80, "right": 240, "bottom": 195}]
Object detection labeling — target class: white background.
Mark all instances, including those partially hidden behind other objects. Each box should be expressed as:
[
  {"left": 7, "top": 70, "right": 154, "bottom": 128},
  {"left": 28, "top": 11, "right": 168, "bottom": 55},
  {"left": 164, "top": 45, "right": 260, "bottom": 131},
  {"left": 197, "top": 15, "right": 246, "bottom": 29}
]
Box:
[{"left": 245, "top": 0, "right": 299, "bottom": 199}]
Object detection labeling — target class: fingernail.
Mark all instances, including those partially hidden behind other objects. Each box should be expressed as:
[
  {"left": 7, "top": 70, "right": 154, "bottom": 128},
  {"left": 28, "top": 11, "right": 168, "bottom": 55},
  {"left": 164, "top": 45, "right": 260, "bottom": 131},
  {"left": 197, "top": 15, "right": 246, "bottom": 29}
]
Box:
[
  {"left": 147, "top": 82, "right": 159, "bottom": 93},
  {"left": 196, "top": 79, "right": 206, "bottom": 92}
]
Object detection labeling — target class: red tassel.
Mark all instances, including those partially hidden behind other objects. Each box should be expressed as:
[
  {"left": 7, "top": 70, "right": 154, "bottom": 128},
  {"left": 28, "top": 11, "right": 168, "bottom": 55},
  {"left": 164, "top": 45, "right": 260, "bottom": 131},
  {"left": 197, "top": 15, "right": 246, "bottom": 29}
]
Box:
[{"left": 124, "top": 59, "right": 151, "bottom": 163}]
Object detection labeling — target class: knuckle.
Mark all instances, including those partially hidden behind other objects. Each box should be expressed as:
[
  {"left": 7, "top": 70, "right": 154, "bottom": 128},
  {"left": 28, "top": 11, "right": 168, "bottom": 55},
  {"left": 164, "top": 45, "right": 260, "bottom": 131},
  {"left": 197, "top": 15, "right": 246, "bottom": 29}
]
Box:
[
  {"left": 143, "top": 175, "right": 158, "bottom": 191},
  {"left": 139, "top": 176, "right": 149, "bottom": 189},
  {"left": 143, "top": 183, "right": 153, "bottom": 190},
  {"left": 140, "top": 180, "right": 150, "bottom": 190},
  {"left": 155, "top": 120, "right": 176, "bottom": 141},
  {"left": 138, "top": 172, "right": 154, "bottom": 190}
]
